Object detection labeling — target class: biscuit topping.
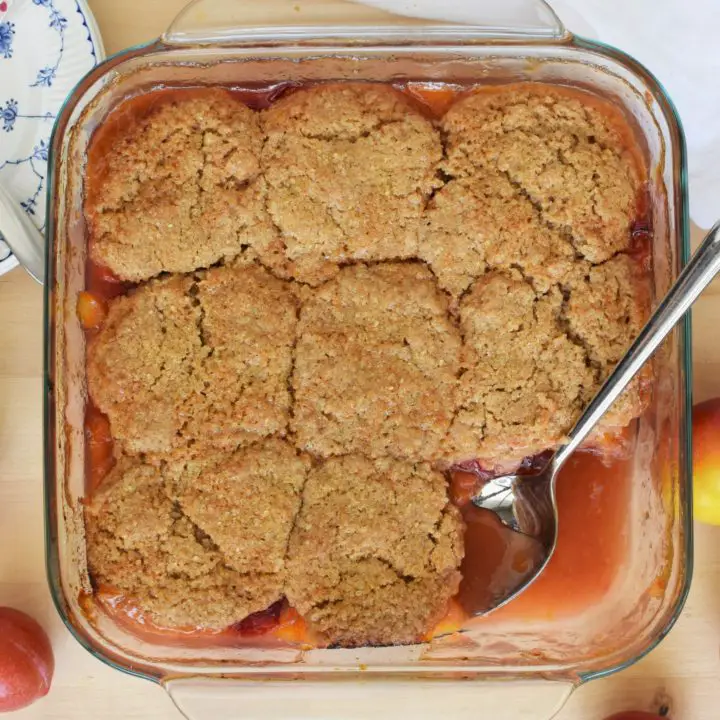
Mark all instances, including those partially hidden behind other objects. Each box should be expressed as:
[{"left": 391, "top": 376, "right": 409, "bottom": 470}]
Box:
[
  {"left": 85, "top": 440, "right": 308, "bottom": 629},
  {"left": 292, "top": 262, "right": 461, "bottom": 460},
  {"left": 285, "top": 455, "right": 464, "bottom": 646},
  {"left": 82, "top": 82, "right": 651, "bottom": 646},
  {"left": 438, "top": 86, "right": 641, "bottom": 265},
  {"left": 260, "top": 84, "right": 443, "bottom": 285},
  {"left": 87, "top": 88, "right": 272, "bottom": 282},
  {"left": 87, "top": 264, "right": 297, "bottom": 455}
]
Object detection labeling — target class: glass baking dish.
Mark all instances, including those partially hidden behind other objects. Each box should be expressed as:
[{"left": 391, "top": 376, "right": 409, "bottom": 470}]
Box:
[{"left": 43, "top": 1, "right": 692, "bottom": 717}]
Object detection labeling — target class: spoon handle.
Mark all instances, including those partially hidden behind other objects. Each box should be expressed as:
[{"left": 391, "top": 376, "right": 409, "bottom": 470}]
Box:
[{"left": 551, "top": 221, "right": 720, "bottom": 473}]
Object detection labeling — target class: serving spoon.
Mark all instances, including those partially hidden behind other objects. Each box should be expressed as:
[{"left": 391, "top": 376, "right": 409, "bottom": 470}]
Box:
[{"left": 469, "top": 221, "right": 720, "bottom": 616}]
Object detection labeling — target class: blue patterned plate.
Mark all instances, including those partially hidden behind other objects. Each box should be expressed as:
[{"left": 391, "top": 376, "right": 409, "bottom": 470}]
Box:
[{"left": 0, "top": 0, "right": 104, "bottom": 278}]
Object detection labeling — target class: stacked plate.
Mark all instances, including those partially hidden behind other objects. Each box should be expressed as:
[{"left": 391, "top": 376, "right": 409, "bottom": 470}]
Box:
[{"left": 0, "top": 0, "right": 104, "bottom": 279}]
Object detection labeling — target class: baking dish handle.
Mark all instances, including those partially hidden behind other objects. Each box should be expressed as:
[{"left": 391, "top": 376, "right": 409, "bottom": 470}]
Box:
[
  {"left": 165, "top": 677, "right": 574, "bottom": 720},
  {"left": 163, "top": 0, "right": 568, "bottom": 46}
]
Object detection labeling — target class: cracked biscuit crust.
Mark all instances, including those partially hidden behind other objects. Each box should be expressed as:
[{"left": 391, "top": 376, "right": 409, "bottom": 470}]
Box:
[
  {"left": 292, "top": 263, "right": 461, "bottom": 460},
  {"left": 181, "top": 261, "right": 299, "bottom": 451},
  {"left": 421, "top": 172, "right": 579, "bottom": 297},
  {"left": 87, "top": 264, "right": 297, "bottom": 455},
  {"left": 85, "top": 441, "right": 308, "bottom": 628},
  {"left": 447, "top": 271, "right": 596, "bottom": 463},
  {"left": 564, "top": 254, "right": 651, "bottom": 429},
  {"left": 446, "top": 262, "right": 649, "bottom": 463},
  {"left": 285, "top": 455, "right": 464, "bottom": 647},
  {"left": 86, "top": 274, "right": 203, "bottom": 455},
  {"left": 260, "top": 84, "right": 443, "bottom": 285},
  {"left": 86, "top": 88, "right": 272, "bottom": 282},
  {"left": 423, "top": 84, "right": 642, "bottom": 298},
  {"left": 83, "top": 82, "right": 652, "bottom": 640},
  {"left": 165, "top": 439, "right": 309, "bottom": 576}
]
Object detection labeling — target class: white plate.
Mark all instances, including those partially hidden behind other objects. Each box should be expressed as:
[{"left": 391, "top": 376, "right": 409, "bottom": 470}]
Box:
[{"left": 0, "top": 0, "right": 104, "bottom": 278}]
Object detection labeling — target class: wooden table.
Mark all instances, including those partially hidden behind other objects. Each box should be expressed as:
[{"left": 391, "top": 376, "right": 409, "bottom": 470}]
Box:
[{"left": 1, "top": 1, "right": 719, "bottom": 716}]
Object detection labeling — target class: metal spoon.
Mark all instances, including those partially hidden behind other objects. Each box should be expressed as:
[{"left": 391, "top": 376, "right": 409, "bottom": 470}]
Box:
[
  {"left": 471, "top": 221, "right": 720, "bottom": 615},
  {"left": 0, "top": 183, "right": 45, "bottom": 283}
]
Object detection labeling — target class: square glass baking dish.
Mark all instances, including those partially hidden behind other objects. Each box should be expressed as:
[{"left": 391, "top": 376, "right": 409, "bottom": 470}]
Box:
[{"left": 43, "top": 1, "right": 692, "bottom": 717}]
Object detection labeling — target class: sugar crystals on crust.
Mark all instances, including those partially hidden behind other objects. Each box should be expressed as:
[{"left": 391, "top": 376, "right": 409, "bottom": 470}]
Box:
[
  {"left": 292, "top": 262, "right": 461, "bottom": 460},
  {"left": 87, "top": 264, "right": 297, "bottom": 455},
  {"left": 165, "top": 439, "right": 309, "bottom": 576},
  {"left": 564, "top": 254, "right": 651, "bottom": 430},
  {"left": 86, "top": 274, "right": 203, "bottom": 455},
  {"left": 446, "top": 271, "right": 596, "bottom": 464},
  {"left": 86, "top": 88, "right": 272, "bottom": 281},
  {"left": 85, "top": 443, "right": 307, "bottom": 629},
  {"left": 285, "top": 455, "right": 464, "bottom": 647},
  {"left": 438, "top": 84, "right": 642, "bottom": 267},
  {"left": 260, "top": 84, "right": 443, "bottom": 285}
]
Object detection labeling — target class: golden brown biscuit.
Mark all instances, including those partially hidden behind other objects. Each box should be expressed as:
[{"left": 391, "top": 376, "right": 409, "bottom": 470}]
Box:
[
  {"left": 181, "top": 262, "right": 299, "bottom": 451},
  {"left": 446, "top": 271, "right": 596, "bottom": 464},
  {"left": 165, "top": 439, "right": 309, "bottom": 575},
  {"left": 440, "top": 85, "right": 641, "bottom": 265},
  {"left": 446, "top": 260, "right": 650, "bottom": 463},
  {"left": 285, "top": 455, "right": 464, "bottom": 647},
  {"left": 85, "top": 448, "right": 303, "bottom": 629},
  {"left": 86, "top": 274, "right": 204, "bottom": 455},
  {"left": 564, "top": 254, "right": 651, "bottom": 429},
  {"left": 87, "top": 264, "right": 297, "bottom": 455},
  {"left": 292, "top": 262, "right": 461, "bottom": 460},
  {"left": 260, "top": 84, "right": 442, "bottom": 285},
  {"left": 87, "top": 88, "right": 272, "bottom": 281},
  {"left": 421, "top": 172, "right": 577, "bottom": 298},
  {"left": 83, "top": 81, "right": 654, "bottom": 647}
]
